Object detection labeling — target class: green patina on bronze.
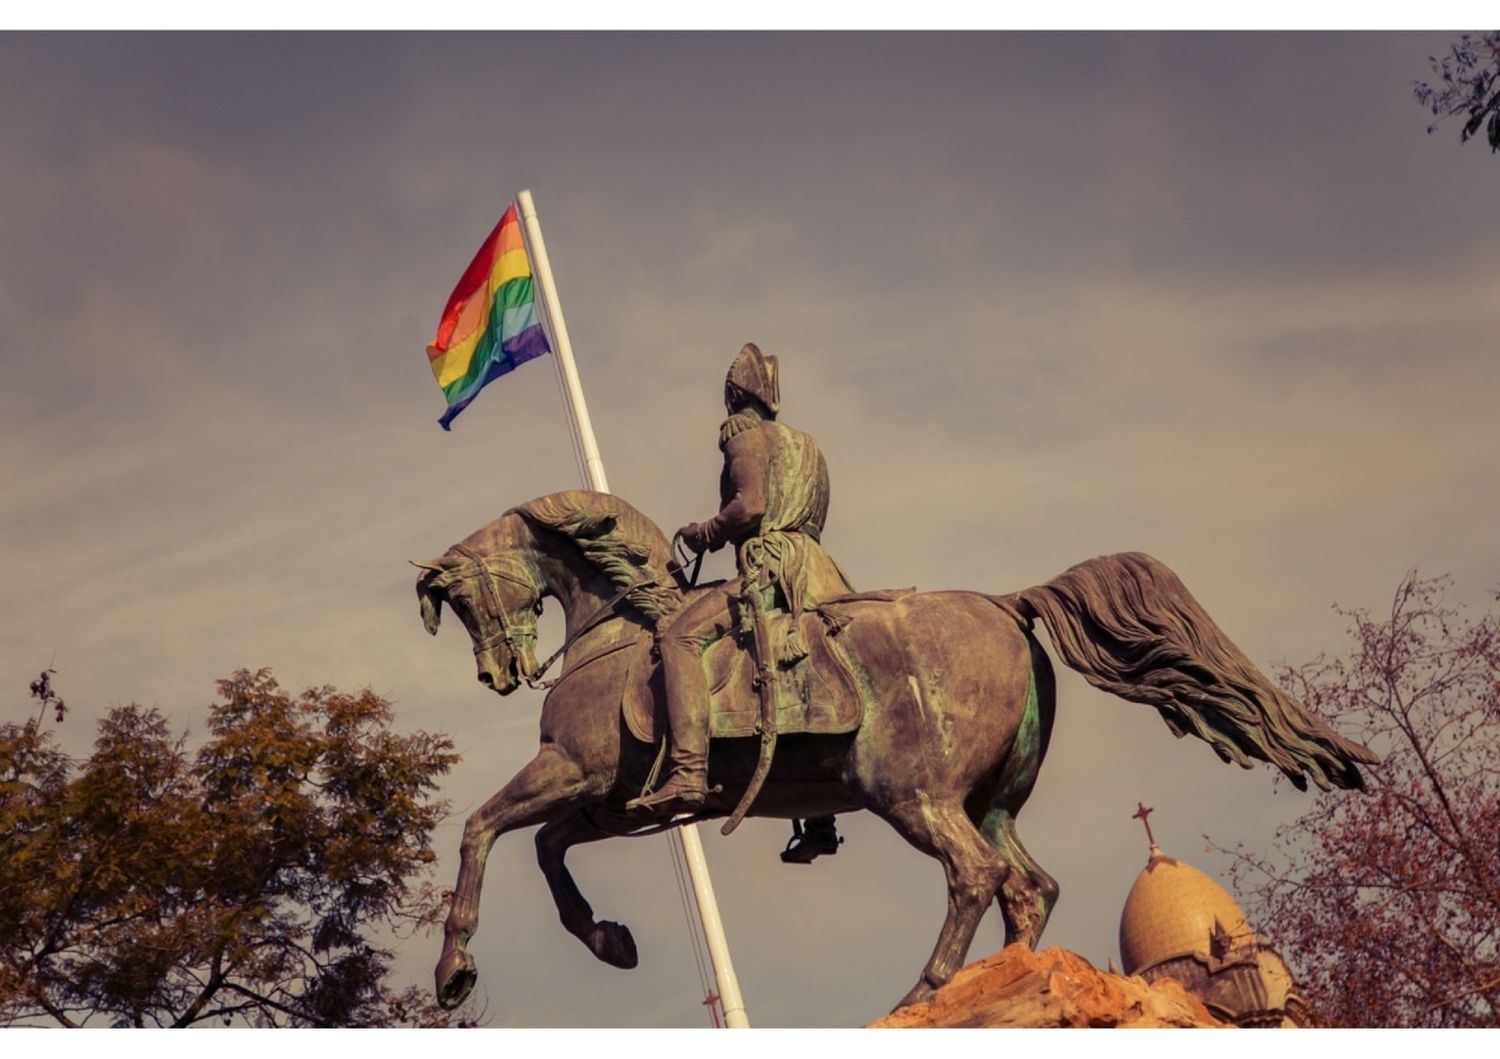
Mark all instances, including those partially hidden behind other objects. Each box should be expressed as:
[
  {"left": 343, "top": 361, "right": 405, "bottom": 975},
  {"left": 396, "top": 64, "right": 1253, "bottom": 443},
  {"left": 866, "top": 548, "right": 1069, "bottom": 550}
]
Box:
[
  {"left": 1007, "top": 668, "right": 1043, "bottom": 802},
  {"left": 978, "top": 654, "right": 1045, "bottom": 845},
  {"left": 416, "top": 488, "right": 1377, "bottom": 1015}
]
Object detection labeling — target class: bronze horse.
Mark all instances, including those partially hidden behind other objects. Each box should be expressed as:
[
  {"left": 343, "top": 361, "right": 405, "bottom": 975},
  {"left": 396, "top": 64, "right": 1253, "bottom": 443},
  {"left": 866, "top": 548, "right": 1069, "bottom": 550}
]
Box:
[{"left": 414, "top": 490, "right": 1374, "bottom": 1014}]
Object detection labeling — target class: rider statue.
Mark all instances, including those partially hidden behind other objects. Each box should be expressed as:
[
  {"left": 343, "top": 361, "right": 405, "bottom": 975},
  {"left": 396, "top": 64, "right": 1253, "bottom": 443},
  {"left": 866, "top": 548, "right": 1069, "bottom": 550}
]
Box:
[{"left": 627, "top": 344, "right": 849, "bottom": 863}]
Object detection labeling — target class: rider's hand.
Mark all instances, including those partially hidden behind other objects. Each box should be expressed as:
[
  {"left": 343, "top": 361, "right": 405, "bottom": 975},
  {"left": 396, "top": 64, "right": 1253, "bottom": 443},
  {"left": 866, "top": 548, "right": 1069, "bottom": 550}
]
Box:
[{"left": 677, "top": 522, "right": 710, "bottom": 554}]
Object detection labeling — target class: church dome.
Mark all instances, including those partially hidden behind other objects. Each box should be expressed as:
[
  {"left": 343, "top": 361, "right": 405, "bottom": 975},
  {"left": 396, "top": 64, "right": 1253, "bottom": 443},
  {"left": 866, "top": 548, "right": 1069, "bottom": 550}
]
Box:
[
  {"left": 1118, "top": 844, "right": 1254, "bottom": 975},
  {"left": 1253, "top": 948, "right": 1298, "bottom": 1010}
]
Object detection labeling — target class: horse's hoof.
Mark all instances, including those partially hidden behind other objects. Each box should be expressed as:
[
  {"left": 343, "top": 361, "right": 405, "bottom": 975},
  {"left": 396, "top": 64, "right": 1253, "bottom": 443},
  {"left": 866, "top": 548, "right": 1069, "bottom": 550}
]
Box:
[
  {"left": 435, "top": 949, "right": 477, "bottom": 1010},
  {"left": 588, "top": 920, "right": 638, "bottom": 969},
  {"left": 892, "top": 980, "right": 936, "bottom": 1012}
]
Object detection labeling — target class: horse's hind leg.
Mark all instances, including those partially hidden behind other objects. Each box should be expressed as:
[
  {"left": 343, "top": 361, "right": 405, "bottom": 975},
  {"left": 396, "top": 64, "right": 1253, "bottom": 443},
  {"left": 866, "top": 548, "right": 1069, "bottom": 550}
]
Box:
[
  {"left": 437, "top": 745, "right": 602, "bottom": 1010},
  {"left": 876, "top": 797, "right": 1009, "bottom": 1011},
  {"left": 977, "top": 808, "right": 1058, "bottom": 949},
  {"left": 535, "top": 810, "right": 638, "bottom": 970},
  {"left": 973, "top": 639, "right": 1058, "bottom": 949}
]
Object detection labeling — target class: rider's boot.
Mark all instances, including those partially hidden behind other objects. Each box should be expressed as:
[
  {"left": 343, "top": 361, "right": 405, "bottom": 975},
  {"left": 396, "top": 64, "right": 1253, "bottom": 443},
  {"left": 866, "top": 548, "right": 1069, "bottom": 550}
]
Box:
[
  {"left": 628, "top": 629, "right": 711, "bottom": 817},
  {"left": 627, "top": 745, "right": 707, "bottom": 817}
]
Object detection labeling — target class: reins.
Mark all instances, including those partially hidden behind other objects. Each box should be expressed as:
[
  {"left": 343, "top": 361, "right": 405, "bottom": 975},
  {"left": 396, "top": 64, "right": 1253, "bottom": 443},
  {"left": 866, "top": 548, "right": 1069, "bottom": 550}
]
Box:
[
  {"left": 670, "top": 531, "right": 703, "bottom": 590},
  {"left": 538, "top": 535, "right": 703, "bottom": 690},
  {"left": 451, "top": 542, "right": 662, "bottom": 693},
  {"left": 523, "top": 572, "right": 659, "bottom": 691}
]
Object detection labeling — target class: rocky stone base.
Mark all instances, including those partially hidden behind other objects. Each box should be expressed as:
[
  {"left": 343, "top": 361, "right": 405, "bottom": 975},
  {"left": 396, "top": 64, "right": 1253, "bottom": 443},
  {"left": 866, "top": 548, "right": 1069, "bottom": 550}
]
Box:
[{"left": 868, "top": 944, "right": 1226, "bottom": 1028}]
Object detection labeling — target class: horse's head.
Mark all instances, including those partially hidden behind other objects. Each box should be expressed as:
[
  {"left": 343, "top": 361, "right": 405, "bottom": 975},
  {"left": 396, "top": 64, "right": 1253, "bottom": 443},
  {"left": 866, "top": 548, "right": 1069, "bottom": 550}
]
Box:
[
  {"left": 414, "top": 543, "right": 544, "bottom": 696},
  {"left": 416, "top": 491, "right": 683, "bottom": 696}
]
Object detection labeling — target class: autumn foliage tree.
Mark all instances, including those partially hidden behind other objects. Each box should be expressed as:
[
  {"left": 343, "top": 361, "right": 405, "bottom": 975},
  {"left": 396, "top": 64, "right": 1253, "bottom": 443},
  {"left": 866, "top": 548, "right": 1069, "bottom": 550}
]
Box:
[
  {"left": 1221, "top": 574, "right": 1500, "bottom": 1027},
  {"left": 0, "top": 668, "right": 460, "bottom": 1027},
  {"left": 1414, "top": 32, "right": 1500, "bottom": 153}
]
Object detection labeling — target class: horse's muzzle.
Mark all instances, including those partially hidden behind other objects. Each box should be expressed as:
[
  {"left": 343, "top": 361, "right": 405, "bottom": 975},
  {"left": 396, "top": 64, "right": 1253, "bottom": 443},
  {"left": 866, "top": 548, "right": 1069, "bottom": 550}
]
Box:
[{"left": 476, "top": 652, "right": 521, "bottom": 695}]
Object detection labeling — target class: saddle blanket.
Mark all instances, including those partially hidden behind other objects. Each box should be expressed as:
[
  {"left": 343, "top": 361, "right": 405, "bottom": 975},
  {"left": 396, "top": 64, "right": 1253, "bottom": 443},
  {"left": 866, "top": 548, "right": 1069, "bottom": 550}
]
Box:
[{"left": 621, "top": 601, "right": 890, "bottom": 744}]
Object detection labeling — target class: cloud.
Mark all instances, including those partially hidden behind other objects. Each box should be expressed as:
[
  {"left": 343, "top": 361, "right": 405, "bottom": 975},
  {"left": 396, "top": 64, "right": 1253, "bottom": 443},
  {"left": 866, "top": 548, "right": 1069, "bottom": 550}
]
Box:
[{"left": 3, "top": 31, "right": 1496, "bottom": 1027}]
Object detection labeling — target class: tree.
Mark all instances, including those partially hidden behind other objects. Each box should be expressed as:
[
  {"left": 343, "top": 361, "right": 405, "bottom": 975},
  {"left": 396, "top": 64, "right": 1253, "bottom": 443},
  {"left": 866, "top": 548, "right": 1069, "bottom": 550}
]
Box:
[
  {"left": 1414, "top": 32, "right": 1500, "bottom": 153},
  {"left": 0, "top": 668, "right": 461, "bottom": 1027},
  {"left": 1218, "top": 574, "right": 1500, "bottom": 1027}
]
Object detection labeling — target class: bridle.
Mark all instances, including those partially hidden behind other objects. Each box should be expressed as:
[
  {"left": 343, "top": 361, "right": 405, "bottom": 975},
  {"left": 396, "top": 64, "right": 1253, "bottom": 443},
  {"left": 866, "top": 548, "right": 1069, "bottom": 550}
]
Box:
[
  {"left": 448, "top": 542, "right": 662, "bottom": 692},
  {"left": 450, "top": 543, "right": 542, "bottom": 664}
]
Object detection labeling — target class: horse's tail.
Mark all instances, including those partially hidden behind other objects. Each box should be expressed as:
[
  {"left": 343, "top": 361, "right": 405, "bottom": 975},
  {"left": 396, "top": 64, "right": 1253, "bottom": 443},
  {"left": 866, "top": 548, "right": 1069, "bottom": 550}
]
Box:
[{"left": 994, "top": 552, "right": 1378, "bottom": 792}]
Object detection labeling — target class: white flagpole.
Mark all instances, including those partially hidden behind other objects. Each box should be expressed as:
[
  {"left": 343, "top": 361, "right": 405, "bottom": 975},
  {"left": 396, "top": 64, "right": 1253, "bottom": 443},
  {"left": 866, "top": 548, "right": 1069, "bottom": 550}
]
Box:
[{"left": 515, "top": 189, "right": 750, "bottom": 1030}]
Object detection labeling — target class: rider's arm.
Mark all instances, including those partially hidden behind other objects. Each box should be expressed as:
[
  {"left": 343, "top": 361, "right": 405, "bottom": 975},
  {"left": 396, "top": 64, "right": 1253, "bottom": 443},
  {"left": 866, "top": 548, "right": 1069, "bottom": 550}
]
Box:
[{"left": 699, "top": 428, "right": 769, "bottom": 551}]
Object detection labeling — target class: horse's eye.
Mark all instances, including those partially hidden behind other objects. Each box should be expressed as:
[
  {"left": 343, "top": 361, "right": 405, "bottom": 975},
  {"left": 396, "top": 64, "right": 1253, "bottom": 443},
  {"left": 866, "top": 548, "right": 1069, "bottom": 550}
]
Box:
[{"left": 533, "top": 600, "right": 544, "bottom": 617}]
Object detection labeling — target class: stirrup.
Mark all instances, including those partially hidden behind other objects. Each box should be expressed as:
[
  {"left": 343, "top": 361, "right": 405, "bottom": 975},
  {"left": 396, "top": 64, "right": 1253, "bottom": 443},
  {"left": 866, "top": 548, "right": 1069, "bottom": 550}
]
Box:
[
  {"left": 780, "top": 820, "right": 842, "bottom": 864},
  {"left": 626, "top": 776, "right": 715, "bottom": 817}
]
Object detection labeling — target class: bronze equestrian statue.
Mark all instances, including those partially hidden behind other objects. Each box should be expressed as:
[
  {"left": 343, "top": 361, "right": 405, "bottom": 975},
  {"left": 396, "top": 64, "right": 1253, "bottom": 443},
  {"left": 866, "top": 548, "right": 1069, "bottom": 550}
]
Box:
[{"left": 413, "top": 346, "right": 1377, "bottom": 1015}]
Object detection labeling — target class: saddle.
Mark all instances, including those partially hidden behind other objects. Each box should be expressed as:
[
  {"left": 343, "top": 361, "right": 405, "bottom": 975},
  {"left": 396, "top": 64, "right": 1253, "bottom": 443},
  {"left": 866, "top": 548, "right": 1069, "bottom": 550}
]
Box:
[{"left": 620, "top": 587, "right": 915, "bottom": 746}]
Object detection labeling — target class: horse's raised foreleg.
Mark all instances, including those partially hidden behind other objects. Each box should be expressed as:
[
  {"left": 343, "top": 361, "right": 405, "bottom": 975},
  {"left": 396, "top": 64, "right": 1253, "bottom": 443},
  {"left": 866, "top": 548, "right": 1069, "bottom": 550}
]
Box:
[
  {"left": 437, "top": 745, "right": 603, "bottom": 1010},
  {"left": 878, "top": 797, "right": 1009, "bottom": 1011},
  {"left": 535, "top": 810, "right": 639, "bottom": 970}
]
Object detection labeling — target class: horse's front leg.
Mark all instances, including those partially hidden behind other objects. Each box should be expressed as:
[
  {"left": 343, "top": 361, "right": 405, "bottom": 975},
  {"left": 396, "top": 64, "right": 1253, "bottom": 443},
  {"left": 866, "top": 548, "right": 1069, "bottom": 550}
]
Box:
[
  {"left": 535, "top": 810, "right": 639, "bottom": 969},
  {"left": 437, "top": 745, "right": 603, "bottom": 1010}
]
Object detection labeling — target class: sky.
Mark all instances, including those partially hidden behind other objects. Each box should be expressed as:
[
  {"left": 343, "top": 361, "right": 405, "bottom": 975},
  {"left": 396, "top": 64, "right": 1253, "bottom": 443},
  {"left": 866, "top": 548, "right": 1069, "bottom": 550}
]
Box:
[{"left": 2, "top": 31, "right": 1498, "bottom": 1029}]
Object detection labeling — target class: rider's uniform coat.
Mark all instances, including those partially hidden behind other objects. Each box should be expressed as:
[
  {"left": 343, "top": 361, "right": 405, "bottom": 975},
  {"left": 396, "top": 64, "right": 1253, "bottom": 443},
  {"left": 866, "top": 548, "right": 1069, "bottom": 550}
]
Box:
[{"left": 698, "top": 409, "right": 854, "bottom": 662}]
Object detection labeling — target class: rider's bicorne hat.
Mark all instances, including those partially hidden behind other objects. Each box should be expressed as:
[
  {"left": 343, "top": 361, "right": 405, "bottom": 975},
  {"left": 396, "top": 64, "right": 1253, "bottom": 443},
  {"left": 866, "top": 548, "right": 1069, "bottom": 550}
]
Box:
[{"left": 725, "top": 343, "right": 780, "bottom": 416}]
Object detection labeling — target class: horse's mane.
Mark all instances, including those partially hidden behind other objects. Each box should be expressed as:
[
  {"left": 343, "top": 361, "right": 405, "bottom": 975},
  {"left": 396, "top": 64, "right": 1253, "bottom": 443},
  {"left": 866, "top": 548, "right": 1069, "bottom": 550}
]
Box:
[{"left": 512, "top": 491, "right": 684, "bottom": 624}]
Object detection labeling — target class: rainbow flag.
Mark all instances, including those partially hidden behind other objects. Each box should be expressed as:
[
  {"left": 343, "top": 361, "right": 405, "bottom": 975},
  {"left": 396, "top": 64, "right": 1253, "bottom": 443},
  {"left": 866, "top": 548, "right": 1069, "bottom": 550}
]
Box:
[{"left": 427, "top": 204, "right": 551, "bottom": 429}]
